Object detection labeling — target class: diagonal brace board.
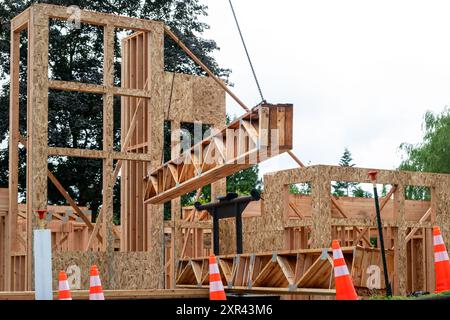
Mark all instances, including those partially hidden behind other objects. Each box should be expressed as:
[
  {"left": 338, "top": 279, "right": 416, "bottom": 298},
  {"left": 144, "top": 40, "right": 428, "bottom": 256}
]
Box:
[{"left": 144, "top": 104, "right": 293, "bottom": 204}]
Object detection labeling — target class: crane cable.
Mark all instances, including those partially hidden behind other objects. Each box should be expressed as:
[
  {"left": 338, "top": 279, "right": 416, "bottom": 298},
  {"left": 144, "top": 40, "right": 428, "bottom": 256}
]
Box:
[{"left": 228, "top": 0, "right": 266, "bottom": 105}]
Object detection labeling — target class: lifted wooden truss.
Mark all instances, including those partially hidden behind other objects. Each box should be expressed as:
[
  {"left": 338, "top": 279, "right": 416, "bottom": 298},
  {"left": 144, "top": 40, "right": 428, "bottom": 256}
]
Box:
[
  {"left": 144, "top": 104, "right": 293, "bottom": 204},
  {"left": 176, "top": 246, "right": 393, "bottom": 294}
]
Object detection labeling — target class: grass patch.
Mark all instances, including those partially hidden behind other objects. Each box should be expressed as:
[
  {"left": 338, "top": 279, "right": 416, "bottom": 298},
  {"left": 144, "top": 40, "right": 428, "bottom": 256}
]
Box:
[{"left": 369, "top": 290, "right": 450, "bottom": 300}]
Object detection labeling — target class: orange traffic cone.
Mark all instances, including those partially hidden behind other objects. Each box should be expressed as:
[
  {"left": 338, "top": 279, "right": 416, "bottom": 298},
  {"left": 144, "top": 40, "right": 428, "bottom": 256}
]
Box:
[
  {"left": 89, "top": 265, "right": 105, "bottom": 300},
  {"left": 433, "top": 226, "right": 450, "bottom": 293},
  {"left": 209, "top": 255, "right": 226, "bottom": 300},
  {"left": 58, "top": 271, "right": 72, "bottom": 300},
  {"left": 332, "top": 240, "right": 358, "bottom": 300}
]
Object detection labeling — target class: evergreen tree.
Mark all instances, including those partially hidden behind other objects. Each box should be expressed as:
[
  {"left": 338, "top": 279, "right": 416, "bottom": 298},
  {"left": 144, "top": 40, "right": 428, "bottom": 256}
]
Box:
[
  {"left": 352, "top": 187, "right": 372, "bottom": 198},
  {"left": 381, "top": 185, "right": 388, "bottom": 197},
  {"left": 332, "top": 148, "right": 358, "bottom": 196}
]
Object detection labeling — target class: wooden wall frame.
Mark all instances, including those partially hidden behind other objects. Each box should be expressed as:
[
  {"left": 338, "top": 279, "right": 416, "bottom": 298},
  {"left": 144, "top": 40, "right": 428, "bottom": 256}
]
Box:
[
  {"left": 234, "top": 165, "right": 450, "bottom": 295},
  {"left": 7, "top": 4, "right": 165, "bottom": 291}
]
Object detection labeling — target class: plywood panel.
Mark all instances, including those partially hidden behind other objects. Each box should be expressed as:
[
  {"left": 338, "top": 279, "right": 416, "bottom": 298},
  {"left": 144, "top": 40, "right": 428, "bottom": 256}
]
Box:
[{"left": 52, "top": 252, "right": 158, "bottom": 290}]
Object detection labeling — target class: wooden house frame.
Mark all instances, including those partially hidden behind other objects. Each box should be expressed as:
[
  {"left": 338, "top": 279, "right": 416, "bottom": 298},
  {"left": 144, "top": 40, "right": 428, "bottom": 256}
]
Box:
[
  {"left": 6, "top": 4, "right": 291, "bottom": 291},
  {"left": 4, "top": 5, "right": 449, "bottom": 299}
]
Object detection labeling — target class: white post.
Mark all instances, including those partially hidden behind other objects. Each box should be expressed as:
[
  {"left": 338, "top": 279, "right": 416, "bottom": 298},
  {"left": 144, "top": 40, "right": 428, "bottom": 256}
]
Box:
[{"left": 33, "top": 229, "right": 53, "bottom": 300}]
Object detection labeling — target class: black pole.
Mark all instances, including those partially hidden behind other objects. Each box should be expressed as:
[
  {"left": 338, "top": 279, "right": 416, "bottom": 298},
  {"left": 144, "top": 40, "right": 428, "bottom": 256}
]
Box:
[
  {"left": 236, "top": 204, "right": 243, "bottom": 254},
  {"left": 213, "top": 209, "right": 220, "bottom": 255},
  {"left": 370, "top": 171, "right": 392, "bottom": 297}
]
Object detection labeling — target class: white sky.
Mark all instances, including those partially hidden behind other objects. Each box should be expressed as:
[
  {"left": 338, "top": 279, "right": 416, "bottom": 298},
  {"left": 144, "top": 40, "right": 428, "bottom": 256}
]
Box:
[{"left": 199, "top": 0, "right": 450, "bottom": 176}]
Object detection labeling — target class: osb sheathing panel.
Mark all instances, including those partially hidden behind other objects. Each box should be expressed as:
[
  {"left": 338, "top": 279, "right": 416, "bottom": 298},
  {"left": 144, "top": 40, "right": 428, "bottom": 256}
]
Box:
[
  {"left": 121, "top": 30, "right": 226, "bottom": 287},
  {"left": 435, "top": 177, "right": 450, "bottom": 250},
  {"left": 219, "top": 216, "right": 266, "bottom": 255},
  {"left": 52, "top": 252, "right": 156, "bottom": 290},
  {"left": 218, "top": 173, "right": 285, "bottom": 255},
  {"left": 287, "top": 195, "right": 431, "bottom": 221},
  {"left": 192, "top": 76, "right": 226, "bottom": 127},
  {"left": 268, "top": 165, "right": 447, "bottom": 187},
  {"left": 217, "top": 165, "right": 450, "bottom": 272},
  {"left": 36, "top": 4, "right": 163, "bottom": 31},
  {"left": 260, "top": 165, "right": 449, "bottom": 295},
  {"left": 0, "top": 189, "right": 8, "bottom": 212},
  {"left": 27, "top": 6, "right": 50, "bottom": 291},
  {"left": 163, "top": 72, "right": 226, "bottom": 127}
]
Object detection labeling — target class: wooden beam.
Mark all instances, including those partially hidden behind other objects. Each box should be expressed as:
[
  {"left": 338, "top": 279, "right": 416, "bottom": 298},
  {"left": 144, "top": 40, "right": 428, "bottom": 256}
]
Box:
[
  {"left": 353, "top": 185, "right": 398, "bottom": 245},
  {"left": 6, "top": 26, "right": 22, "bottom": 291},
  {"left": 102, "top": 24, "right": 115, "bottom": 252},
  {"left": 85, "top": 77, "right": 151, "bottom": 251},
  {"left": 48, "top": 147, "right": 152, "bottom": 162},
  {"left": 287, "top": 150, "right": 305, "bottom": 168},
  {"left": 52, "top": 233, "right": 69, "bottom": 251},
  {"left": 405, "top": 207, "right": 432, "bottom": 243},
  {"left": 47, "top": 170, "right": 102, "bottom": 243},
  {"left": 85, "top": 208, "right": 103, "bottom": 251},
  {"left": 288, "top": 202, "right": 304, "bottom": 220},
  {"left": 0, "top": 289, "right": 210, "bottom": 300},
  {"left": 18, "top": 137, "right": 103, "bottom": 245},
  {"left": 48, "top": 80, "right": 152, "bottom": 98},
  {"left": 164, "top": 26, "right": 250, "bottom": 112},
  {"left": 276, "top": 256, "right": 295, "bottom": 285},
  {"left": 329, "top": 196, "right": 372, "bottom": 246},
  {"left": 180, "top": 191, "right": 202, "bottom": 259},
  {"left": 36, "top": 3, "right": 163, "bottom": 31},
  {"left": 26, "top": 6, "right": 49, "bottom": 290},
  {"left": 331, "top": 196, "right": 349, "bottom": 218},
  {"left": 15, "top": 233, "right": 26, "bottom": 251},
  {"left": 11, "top": 7, "right": 30, "bottom": 32},
  {"left": 144, "top": 104, "right": 293, "bottom": 204}
]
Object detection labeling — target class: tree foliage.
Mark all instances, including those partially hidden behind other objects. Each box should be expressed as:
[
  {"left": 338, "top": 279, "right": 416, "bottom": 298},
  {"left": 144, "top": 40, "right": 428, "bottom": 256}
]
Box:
[
  {"left": 332, "top": 148, "right": 358, "bottom": 196},
  {"left": 289, "top": 183, "right": 311, "bottom": 195},
  {"left": 399, "top": 108, "right": 450, "bottom": 174},
  {"left": 352, "top": 186, "right": 372, "bottom": 198},
  {"left": 398, "top": 107, "right": 449, "bottom": 200},
  {"left": 332, "top": 148, "right": 373, "bottom": 198},
  {"left": 0, "top": 0, "right": 231, "bottom": 223}
]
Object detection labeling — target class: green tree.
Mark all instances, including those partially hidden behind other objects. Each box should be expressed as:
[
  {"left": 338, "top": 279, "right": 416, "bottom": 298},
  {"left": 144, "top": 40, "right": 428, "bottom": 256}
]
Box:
[
  {"left": 399, "top": 107, "right": 449, "bottom": 200},
  {"left": 225, "top": 114, "right": 261, "bottom": 196},
  {"left": 0, "top": 0, "right": 231, "bottom": 224},
  {"left": 381, "top": 185, "right": 388, "bottom": 197},
  {"left": 399, "top": 108, "right": 450, "bottom": 174},
  {"left": 289, "top": 183, "right": 311, "bottom": 195},
  {"left": 352, "top": 187, "right": 372, "bottom": 198},
  {"left": 332, "top": 148, "right": 358, "bottom": 196},
  {"left": 227, "top": 167, "right": 262, "bottom": 195},
  {"left": 289, "top": 184, "right": 300, "bottom": 194}
]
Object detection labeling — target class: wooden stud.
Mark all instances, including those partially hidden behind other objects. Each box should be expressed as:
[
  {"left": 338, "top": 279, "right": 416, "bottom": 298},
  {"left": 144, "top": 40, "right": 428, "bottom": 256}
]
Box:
[
  {"left": 26, "top": 6, "right": 49, "bottom": 290},
  {"left": 6, "top": 26, "right": 22, "bottom": 291},
  {"left": 102, "top": 24, "right": 115, "bottom": 252}
]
